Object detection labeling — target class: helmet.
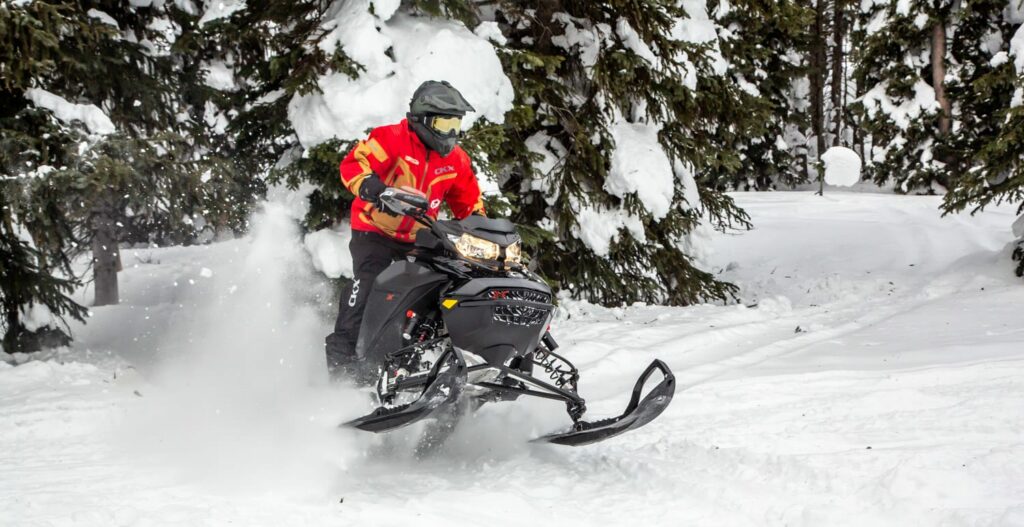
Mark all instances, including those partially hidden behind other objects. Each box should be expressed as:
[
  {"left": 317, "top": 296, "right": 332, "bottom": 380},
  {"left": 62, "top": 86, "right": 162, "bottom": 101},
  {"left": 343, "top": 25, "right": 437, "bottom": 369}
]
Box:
[{"left": 407, "top": 80, "right": 475, "bottom": 156}]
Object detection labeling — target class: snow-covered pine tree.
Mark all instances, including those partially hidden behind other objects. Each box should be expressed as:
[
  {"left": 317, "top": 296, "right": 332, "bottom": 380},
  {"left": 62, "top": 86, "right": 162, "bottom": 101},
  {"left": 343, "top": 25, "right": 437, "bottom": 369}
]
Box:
[
  {"left": 478, "top": 1, "right": 751, "bottom": 305},
  {"left": 851, "top": 0, "right": 953, "bottom": 192},
  {"left": 1, "top": 2, "right": 243, "bottom": 348},
  {"left": 1, "top": 2, "right": 103, "bottom": 349},
  {"left": 712, "top": 0, "right": 814, "bottom": 190},
  {"left": 187, "top": 0, "right": 367, "bottom": 230},
  {"left": 942, "top": 1, "right": 1024, "bottom": 277}
]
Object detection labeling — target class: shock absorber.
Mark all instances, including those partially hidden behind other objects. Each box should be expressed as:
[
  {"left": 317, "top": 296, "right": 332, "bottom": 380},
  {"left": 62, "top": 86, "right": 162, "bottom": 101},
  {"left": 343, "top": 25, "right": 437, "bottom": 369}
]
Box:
[{"left": 402, "top": 310, "right": 419, "bottom": 342}]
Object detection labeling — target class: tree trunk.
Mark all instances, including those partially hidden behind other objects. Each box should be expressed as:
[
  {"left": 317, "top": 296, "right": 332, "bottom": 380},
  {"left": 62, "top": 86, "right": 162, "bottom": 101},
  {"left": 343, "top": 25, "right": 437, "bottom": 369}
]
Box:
[
  {"left": 812, "top": 0, "right": 828, "bottom": 194},
  {"left": 831, "top": 0, "right": 845, "bottom": 146},
  {"left": 932, "top": 20, "right": 951, "bottom": 135},
  {"left": 92, "top": 206, "right": 119, "bottom": 306}
]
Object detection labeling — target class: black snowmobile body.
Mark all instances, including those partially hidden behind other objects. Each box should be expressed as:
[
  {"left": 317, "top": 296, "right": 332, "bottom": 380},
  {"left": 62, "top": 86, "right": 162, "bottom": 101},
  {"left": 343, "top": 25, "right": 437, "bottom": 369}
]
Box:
[{"left": 343, "top": 189, "right": 675, "bottom": 446}]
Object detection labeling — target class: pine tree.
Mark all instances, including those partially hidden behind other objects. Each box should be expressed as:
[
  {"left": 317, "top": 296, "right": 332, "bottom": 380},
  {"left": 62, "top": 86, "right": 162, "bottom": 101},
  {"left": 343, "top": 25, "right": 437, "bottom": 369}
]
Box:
[
  {"left": 712, "top": 0, "right": 814, "bottom": 190},
  {"left": 1, "top": 2, "right": 253, "bottom": 349},
  {"left": 183, "top": 1, "right": 366, "bottom": 230},
  {"left": 850, "top": 0, "right": 954, "bottom": 192},
  {"left": 475, "top": 1, "right": 751, "bottom": 306},
  {"left": 941, "top": 1, "right": 1024, "bottom": 276},
  {"left": 1, "top": 2, "right": 101, "bottom": 350}
]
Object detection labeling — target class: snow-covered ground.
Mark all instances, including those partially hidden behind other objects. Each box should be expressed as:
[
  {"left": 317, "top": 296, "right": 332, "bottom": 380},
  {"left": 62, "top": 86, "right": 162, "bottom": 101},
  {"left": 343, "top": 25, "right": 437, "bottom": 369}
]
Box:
[{"left": 3, "top": 192, "right": 1023, "bottom": 526}]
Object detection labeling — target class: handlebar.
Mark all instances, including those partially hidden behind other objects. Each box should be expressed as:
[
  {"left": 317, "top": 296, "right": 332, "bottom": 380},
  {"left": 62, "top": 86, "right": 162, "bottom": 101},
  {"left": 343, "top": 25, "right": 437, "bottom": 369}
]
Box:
[{"left": 378, "top": 188, "right": 434, "bottom": 227}]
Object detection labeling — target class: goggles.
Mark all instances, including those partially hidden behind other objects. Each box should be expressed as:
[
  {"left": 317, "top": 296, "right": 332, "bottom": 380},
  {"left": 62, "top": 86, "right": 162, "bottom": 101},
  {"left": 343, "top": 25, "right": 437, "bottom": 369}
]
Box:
[{"left": 430, "top": 115, "right": 462, "bottom": 135}]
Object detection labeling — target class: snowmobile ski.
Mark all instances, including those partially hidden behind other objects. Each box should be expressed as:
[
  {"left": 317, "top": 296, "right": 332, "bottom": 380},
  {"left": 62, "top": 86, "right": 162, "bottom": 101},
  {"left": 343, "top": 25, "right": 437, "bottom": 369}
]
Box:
[
  {"left": 532, "top": 360, "right": 676, "bottom": 446},
  {"left": 343, "top": 348, "right": 467, "bottom": 433}
]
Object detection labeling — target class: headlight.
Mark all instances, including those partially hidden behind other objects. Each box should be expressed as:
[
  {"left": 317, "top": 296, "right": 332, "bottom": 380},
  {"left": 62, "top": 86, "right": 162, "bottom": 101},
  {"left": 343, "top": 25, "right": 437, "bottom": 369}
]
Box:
[
  {"left": 505, "top": 241, "right": 521, "bottom": 264},
  {"left": 451, "top": 233, "right": 500, "bottom": 261}
]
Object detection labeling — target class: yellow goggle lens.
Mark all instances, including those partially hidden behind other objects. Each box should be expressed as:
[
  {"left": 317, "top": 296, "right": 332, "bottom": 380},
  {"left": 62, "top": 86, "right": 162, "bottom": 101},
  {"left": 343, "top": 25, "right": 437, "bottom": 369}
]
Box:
[{"left": 431, "top": 115, "right": 462, "bottom": 134}]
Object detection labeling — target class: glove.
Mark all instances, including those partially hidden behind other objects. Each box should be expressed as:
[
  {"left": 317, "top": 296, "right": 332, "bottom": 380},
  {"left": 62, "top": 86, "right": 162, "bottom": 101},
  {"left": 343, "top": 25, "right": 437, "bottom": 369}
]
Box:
[{"left": 358, "top": 174, "right": 387, "bottom": 207}]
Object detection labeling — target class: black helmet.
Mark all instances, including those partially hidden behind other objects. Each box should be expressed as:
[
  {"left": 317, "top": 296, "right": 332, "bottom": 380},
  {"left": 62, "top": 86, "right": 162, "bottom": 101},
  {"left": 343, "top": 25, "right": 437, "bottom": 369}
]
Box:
[{"left": 407, "top": 80, "right": 475, "bottom": 156}]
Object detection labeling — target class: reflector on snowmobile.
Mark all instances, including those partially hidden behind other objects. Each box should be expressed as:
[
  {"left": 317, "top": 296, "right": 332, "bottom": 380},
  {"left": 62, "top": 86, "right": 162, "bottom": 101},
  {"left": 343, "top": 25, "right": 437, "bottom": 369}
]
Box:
[
  {"left": 343, "top": 348, "right": 467, "bottom": 433},
  {"left": 532, "top": 360, "right": 675, "bottom": 446}
]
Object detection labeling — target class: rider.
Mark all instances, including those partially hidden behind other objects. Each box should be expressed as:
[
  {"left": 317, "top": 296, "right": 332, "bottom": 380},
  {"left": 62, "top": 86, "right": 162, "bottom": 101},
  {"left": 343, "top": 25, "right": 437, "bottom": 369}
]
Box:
[{"left": 325, "top": 80, "right": 485, "bottom": 380}]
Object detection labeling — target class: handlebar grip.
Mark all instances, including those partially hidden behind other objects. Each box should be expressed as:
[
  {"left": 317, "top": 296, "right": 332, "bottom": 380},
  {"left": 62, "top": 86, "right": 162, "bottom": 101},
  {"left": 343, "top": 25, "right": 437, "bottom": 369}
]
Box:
[{"left": 398, "top": 193, "right": 429, "bottom": 210}]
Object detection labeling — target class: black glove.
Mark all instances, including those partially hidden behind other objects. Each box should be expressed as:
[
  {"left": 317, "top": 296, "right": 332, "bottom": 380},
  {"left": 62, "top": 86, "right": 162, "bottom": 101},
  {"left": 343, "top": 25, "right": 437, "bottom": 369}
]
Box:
[{"left": 358, "top": 174, "right": 387, "bottom": 206}]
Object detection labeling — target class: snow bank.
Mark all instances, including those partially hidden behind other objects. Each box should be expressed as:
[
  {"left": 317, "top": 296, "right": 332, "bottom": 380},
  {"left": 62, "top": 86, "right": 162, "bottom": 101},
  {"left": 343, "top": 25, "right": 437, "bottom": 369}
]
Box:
[
  {"left": 288, "top": 11, "right": 513, "bottom": 148},
  {"left": 821, "top": 146, "right": 862, "bottom": 187},
  {"left": 1013, "top": 214, "right": 1024, "bottom": 239},
  {"left": 304, "top": 224, "right": 353, "bottom": 279},
  {"left": 860, "top": 80, "right": 939, "bottom": 130},
  {"left": 25, "top": 88, "right": 115, "bottom": 136},
  {"left": 606, "top": 118, "right": 674, "bottom": 220}
]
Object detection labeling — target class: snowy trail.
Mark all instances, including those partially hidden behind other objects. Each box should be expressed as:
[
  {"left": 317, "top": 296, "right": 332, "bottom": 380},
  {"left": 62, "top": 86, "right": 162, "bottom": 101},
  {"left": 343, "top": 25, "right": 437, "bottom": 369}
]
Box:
[{"left": 3, "top": 193, "right": 1023, "bottom": 526}]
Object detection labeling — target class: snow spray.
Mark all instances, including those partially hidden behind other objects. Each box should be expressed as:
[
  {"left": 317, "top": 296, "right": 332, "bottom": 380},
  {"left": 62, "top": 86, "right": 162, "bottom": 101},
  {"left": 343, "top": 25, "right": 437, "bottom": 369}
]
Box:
[{"left": 117, "top": 201, "right": 364, "bottom": 496}]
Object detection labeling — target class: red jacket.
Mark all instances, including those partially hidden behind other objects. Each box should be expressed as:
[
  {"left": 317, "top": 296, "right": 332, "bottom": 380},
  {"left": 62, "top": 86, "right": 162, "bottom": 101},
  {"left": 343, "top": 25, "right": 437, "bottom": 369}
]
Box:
[{"left": 339, "top": 119, "right": 484, "bottom": 243}]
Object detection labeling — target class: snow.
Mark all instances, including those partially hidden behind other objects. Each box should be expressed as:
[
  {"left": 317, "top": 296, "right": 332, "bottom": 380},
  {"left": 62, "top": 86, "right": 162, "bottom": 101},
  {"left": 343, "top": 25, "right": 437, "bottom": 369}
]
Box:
[
  {"left": 605, "top": 118, "right": 675, "bottom": 220},
  {"left": 990, "top": 50, "right": 1009, "bottom": 67},
  {"left": 820, "top": 146, "right": 862, "bottom": 187},
  {"left": 1013, "top": 213, "right": 1024, "bottom": 238},
  {"left": 304, "top": 224, "right": 354, "bottom": 279},
  {"left": 1011, "top": 23, "right": 1024, "bottom": 74},
  {"left": 198, "top": 0, "right": 245, "bottom": 25},
  {"left": 673, "top": 0, "right": 719, "bottom": 44},
  {"left": 859, "top": 80, "right": 940, "bottom": 130},
  {"left": 202, "top": 60, "right": 237, "bottom": 91},
  {"left": 19, "top": 302, "right": 56, "bottom": 332},
  {"left": 1006, "top": 0, "right": 1024, "bottom": 25},
  {"left": 288, "top": 13, "right": 514, "bottom": 149},
  {"left": 370, "top": 0, "right": 400, "bottom": 20},
  {"left": 4, "top": 193, "right": 1024, "bottom": 526},
  {"left": 572, "top": 201, "right": 646, "bottom": 257},
  {"left": 550, "top": 14, "right": 610, "bottom": 71},
  {"left": 473, "top": 21, "right": 507, "bottom": 45},
  {"left": 87, "top": 9, "right": 119, "bottom": 28},
  {"left": 615, "top": 18, "right": 658, "bottom": 66},
  {"left": 25, "top": 88, "right": 115, "bottom": 136}
]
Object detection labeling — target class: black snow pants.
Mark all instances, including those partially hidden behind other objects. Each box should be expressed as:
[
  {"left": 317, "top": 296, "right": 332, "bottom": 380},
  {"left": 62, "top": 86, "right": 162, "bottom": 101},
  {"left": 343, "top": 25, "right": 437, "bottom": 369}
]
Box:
[{"left": 325, "top": 230, "right": 413, "bottom": 372}]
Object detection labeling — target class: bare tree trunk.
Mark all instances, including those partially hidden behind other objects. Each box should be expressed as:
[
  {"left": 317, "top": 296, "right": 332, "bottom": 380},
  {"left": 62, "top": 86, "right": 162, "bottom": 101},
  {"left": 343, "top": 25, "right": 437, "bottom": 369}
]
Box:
[
  {"left": 811, "top": 0, "right": 828, "bottom": 194},
  {"left": 831, "top": 0, "right": 845, "bottom": 146},
  {"left": 932, "top": 20, "right": 951, "bottom": 135},
  {"left": 92, "top": 205, "right": 119, "bottom": 306}
]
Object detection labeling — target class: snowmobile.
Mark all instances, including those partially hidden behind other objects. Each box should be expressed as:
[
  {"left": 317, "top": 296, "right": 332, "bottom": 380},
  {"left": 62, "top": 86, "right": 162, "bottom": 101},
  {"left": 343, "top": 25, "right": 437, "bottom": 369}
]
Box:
[{"left": 342, "top": 188, "right": 675, "bottom": 446}]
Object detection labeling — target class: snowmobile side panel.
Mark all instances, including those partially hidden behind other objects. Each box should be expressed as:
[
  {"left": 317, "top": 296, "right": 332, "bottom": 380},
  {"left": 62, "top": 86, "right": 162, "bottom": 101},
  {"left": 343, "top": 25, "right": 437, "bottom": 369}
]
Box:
[
  {"left": 533, "top": 360, "right": 676, "bottom": 446},
  {"left": 356, "top": 260, "right": 447, "bottom": 366},
  {"left": 344, "top": 348, "right": 467, "bottom": 433}
]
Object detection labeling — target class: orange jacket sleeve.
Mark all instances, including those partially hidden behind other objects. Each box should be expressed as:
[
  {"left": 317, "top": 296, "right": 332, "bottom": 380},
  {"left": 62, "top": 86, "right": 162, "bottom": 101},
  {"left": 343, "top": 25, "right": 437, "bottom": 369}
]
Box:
[
  {"left": 445, "top": 154, "right": 485, "bottom": 219},
  {"left": 339, "top": 127, "right": 396, "bottom": 196}
]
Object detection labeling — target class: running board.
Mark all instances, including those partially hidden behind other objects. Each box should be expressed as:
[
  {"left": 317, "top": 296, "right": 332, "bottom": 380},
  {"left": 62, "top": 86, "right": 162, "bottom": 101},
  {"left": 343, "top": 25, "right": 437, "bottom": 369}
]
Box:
[
  {"left": 343, "top": 348, "right": 467, "bottom": 433},
  {"left": 533, "top": 359, "right": 675, "bottom": 446}
]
